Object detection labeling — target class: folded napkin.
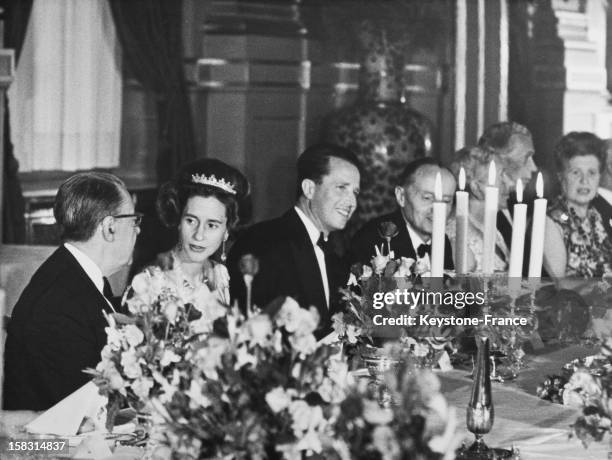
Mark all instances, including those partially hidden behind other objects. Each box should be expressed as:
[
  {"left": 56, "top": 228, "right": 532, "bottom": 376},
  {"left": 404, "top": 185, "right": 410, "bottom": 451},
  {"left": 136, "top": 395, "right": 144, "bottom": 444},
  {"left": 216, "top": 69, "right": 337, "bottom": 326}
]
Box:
[{"left": 25, "top": 381, "right": 107, "bottom": 436}]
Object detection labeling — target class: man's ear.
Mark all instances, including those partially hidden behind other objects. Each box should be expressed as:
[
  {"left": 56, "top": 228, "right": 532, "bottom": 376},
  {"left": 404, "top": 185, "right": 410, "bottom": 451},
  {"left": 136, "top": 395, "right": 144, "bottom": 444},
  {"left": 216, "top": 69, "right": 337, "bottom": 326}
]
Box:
[
  {"left": 101, "top": 216, "right": 115, "bottom": 242},
  {"left": 394, "top": 186, "right": 405, "bottom": 207},
  {"left": 301, "top": 179, "right": 316, "bottom": 200}
]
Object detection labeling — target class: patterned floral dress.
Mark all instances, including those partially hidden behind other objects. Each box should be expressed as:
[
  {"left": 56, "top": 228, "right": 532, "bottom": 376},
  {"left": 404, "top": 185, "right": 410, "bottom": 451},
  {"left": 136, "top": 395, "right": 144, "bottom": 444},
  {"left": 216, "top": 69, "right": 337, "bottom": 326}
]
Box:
[{"left": 548, "top": 197, "right": 612, "bottom": 277}]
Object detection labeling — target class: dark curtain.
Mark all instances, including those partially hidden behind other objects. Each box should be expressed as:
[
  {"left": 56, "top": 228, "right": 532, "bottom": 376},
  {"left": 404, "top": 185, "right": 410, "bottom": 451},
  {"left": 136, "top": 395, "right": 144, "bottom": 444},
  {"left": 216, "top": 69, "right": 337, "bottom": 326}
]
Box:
[
  {"left": 1, "top": 0, "right": 33, "bottom": 244},
  {"left": 108, "top": 0, "right": 196, "bottom": 183}
]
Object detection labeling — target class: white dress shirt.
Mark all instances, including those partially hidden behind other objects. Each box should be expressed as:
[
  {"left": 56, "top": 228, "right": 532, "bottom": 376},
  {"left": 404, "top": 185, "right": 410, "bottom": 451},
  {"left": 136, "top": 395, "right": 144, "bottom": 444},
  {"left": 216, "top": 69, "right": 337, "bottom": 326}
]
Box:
[
  {"left": 405, "top": 220, "right": 431, "bottom": 271},
  {"left": 64, "top": 243, "right": 116, "bottom": 312},
  {"left": 294, "top": 206, "right": 329, "bottom": 307}
]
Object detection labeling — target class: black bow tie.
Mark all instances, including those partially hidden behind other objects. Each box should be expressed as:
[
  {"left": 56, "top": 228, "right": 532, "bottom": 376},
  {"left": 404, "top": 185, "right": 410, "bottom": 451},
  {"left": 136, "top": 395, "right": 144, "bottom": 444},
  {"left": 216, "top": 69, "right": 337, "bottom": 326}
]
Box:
[
  {"left": 316, "top": 233, "right": 329, "bottom": 253},
  {"left": 417, "top": 243, "right": 431, "bottom": 258},
  {"left": 102, "top": 277, "right": 114, "bottom": 301}
]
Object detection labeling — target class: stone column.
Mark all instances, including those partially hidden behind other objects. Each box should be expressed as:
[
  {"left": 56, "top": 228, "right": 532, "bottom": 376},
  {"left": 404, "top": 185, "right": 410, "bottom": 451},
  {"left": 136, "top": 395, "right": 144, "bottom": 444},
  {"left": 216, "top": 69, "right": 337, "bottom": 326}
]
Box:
[{"left": 521, "top": 0, "right": 612, "bottom": 169}]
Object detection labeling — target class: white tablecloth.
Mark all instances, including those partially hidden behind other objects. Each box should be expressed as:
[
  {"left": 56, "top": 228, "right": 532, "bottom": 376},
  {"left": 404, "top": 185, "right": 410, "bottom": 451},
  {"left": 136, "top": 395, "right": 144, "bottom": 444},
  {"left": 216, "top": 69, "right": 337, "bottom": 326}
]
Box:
[
  {"left": 442, "top": 345, "right": 610, "bottom": 459},
  {"left": 2, "top": 346, "right": 610, "bottom": 459}
]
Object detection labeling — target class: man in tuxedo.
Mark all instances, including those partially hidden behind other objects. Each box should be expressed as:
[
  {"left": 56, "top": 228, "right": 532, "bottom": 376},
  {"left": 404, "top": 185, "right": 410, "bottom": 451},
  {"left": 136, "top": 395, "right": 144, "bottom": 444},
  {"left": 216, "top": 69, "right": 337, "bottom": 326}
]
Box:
[
  {"left": 349, "top": 158, "right": 456, "bottom": 271},
  {"left": 3, "top": 172, "right": 141, "bottom": 410},
  {"left": 228, "top": 144, "right": 361, "bottom": 337}
]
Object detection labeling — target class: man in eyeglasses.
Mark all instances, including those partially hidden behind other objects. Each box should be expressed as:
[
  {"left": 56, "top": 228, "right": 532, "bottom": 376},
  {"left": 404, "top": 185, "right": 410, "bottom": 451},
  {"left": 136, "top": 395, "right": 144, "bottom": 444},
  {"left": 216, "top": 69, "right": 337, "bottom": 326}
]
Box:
[{"left": 3, "top": 172, "right": 141, "bottom": 410}]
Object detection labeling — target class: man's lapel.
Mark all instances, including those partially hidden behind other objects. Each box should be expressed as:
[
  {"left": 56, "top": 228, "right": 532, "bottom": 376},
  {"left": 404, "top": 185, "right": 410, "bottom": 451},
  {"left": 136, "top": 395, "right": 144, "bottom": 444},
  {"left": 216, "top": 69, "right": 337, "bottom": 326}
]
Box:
[
  {"left": 391, "top": 210, "right": 417, "bottom": 259},
  {"left": 284, "top": 211, "right": 328, "bottom": 317},
  {"left": 58, "top": 246, "right": 115, "bottom": 344}
]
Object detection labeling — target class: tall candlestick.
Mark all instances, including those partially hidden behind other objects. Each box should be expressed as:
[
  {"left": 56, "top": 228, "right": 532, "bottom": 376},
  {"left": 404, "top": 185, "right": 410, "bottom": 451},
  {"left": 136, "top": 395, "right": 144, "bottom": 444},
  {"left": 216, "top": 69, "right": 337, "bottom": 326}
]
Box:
[
  {"left": 431, "top": 172, "right": 447, "bottom": 277},
  {"left": 528, "top": 172, "right": 547, "bottom": 279},
  {"left": 455, "top": 167, "right": 469, "bottom": 274},
  {"left": 508, "top": 179, "right": 527, "bottom": 278},
  {"left": 482, "top": 161, "right": 498, "bottom": 275}
]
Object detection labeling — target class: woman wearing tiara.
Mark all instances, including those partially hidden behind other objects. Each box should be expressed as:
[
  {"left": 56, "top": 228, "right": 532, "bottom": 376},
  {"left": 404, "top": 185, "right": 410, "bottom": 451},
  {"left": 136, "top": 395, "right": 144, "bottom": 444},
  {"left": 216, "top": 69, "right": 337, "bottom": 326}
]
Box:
[{"left": 127, "top": 158, "right": 249, "bottom": 306}]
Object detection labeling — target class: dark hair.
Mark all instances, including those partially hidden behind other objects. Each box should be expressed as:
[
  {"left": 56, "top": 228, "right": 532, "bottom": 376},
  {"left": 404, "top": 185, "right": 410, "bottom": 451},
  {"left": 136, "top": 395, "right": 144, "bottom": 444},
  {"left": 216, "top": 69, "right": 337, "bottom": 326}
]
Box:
[
  {"left": 478, "top": 121, "right": 532, "bottom": 155},
  {"left": 554, "top": 131, "right": 607, "bottom": 174},
  {"left": 397, "top": 157, "right": 448, "bottom": 187},
  {"left": 54, "top": 172, "right": 127, "bottom": 242},
  {"left": 296, "top": 143, "right": 361, "bottom": 197},
  {"left": 157, "top": 158, "right": 249, "bottom": 229}
]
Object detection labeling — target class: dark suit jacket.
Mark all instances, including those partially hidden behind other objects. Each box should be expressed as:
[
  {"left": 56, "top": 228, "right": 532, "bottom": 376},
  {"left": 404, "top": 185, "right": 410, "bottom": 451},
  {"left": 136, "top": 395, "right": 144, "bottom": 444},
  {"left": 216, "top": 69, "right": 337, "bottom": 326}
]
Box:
[
  {"left": 592, "top": 194, "right": 612, "bottom": 242},
  {"left": 228, "top": 209, "right": 349, "bottom": 337},
  {"left": 3, "top": 246, "right": 113, "bottom": 410},
  {"left": 349, "top": 209, "right": 455, "bottom": 270}
]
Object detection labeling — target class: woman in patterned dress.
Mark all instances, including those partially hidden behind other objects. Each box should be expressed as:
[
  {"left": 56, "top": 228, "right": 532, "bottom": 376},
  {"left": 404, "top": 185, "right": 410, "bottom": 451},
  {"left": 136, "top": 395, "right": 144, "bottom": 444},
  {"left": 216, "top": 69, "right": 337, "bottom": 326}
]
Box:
[{"left": 543, "top": 132, "right": 612, "bottom": 279}]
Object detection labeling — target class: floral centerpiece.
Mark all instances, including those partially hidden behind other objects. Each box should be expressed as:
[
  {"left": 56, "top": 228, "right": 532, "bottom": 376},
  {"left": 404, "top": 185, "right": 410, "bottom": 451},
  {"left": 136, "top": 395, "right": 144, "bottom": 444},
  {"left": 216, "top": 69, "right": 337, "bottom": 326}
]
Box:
[
  {"left": 334, "top": 237, "right": 457, "bottom": 371},
  {"left": 87, "top": 266, "right": 229, "bottom": 427},
  {"left": 536, "top": 338, "right": 612, "bottom": 447},
  {"left": 323, "top": 361, "right": 461, "bottom": 460},
  {"left": 88, "top": 266, "right": 350, "bottom": 458}
]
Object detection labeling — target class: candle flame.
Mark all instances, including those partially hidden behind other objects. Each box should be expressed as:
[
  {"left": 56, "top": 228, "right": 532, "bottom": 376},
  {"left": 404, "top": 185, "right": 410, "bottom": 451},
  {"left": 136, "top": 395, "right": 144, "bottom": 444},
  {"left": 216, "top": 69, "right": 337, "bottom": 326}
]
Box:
[
  {"left": 488, "top": 160, "right": 496, "bottom": 186},
  {"left": 435, "top": 171, "right": 442, "bottom": 201},
  {"left": 536, "top": 172, "right": 544, "bottom": 198},
  {"left": 516, "top": 179, "right": 523, "bottom": 203},
  {"left": 459, "top": 167, "right": 466, "bottom": 190}
]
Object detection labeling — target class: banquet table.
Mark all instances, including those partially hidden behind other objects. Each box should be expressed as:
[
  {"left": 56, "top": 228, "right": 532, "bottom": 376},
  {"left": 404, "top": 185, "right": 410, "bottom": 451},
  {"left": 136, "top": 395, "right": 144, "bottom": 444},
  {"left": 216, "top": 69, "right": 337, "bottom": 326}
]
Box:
[
  {"left": 441, "top": 344, "right": 611, "bottom": 460},
  {"left": 0, "top": 345, "right": 610, "bottom": 459}
]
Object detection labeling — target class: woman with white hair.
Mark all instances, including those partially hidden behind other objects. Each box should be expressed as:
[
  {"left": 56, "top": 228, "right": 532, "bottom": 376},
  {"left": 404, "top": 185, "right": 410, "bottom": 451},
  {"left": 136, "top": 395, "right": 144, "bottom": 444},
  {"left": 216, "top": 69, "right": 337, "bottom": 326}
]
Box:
[{"left": 446, "top": 146, "right": 513, "bottom": 273}]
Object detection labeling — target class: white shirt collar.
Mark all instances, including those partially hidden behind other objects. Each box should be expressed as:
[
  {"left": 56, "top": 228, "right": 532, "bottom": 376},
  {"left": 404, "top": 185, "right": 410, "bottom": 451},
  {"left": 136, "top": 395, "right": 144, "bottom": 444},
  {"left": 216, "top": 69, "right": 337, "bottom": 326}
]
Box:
[
  {"left": 294, "top": 206, "right": 323, "bottom": 246},
  {"left": 404, "top": 217, "right": 428, "bottom": 250},
  {"left": 64, "top": 242, "right": 105, "bottom": 295},
  {"left": 599, "top": 187, "right": 612, "bottom": 206}
]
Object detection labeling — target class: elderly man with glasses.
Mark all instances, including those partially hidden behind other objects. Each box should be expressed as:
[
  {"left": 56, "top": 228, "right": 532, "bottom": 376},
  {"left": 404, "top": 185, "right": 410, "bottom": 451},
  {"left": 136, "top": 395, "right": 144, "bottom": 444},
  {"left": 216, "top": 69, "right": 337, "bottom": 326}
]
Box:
[{"left": 3, "top": 172, "right": 141, "bottom": 410}]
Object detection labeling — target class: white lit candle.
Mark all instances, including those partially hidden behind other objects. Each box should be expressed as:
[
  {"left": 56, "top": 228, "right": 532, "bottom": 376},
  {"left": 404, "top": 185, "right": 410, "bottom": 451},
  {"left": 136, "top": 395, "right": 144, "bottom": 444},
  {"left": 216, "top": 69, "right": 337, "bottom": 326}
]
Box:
[
  {"left": 455, "top": 167, "right": 469, "bottom": 274},
  {"left": 431, "top": 171, "right": 446, "bottom": 277},
  {"left": 508, "top": 179, "right": 527, "bottom": 278},
  {"left": 482, "top": 161, "right": 498, "bottom": 275},
  {"left": 528, "top": 172, "right": 547, "bottom": 279}
]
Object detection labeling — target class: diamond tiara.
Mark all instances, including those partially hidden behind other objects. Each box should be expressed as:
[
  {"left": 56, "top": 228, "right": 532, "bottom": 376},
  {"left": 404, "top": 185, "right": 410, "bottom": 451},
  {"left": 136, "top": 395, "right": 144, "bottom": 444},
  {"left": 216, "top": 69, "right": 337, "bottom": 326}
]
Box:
[{"left": 191, "top": 173, "right": 237, "bottom": 194}]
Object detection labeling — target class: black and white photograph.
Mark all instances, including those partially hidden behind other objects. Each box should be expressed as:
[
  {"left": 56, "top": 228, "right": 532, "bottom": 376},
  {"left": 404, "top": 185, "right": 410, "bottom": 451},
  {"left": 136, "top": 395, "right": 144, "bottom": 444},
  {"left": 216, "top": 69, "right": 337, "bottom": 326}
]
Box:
[{"left": 2, "top": 0, "right": 612, "bottom": 459}]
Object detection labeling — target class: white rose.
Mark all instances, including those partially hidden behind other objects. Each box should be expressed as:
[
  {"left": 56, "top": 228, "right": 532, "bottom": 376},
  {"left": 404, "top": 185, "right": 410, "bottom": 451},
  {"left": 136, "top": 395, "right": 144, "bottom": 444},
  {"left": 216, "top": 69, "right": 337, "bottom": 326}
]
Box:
[
  {"left": 131, "top": 272, "right": 150, "bottom": 296},
  {"left": 123, "top": 325, "right": 144, "bottom": 348},
  {"left": 372, "top": 253, "right": 389, "bottom": 275},
  {"left": 105, "top": 326, "right": 124, "bottom": 351},
  {"left": 361, "top": 265, "right": 373, "bottom": 279},
  {"left": 120, "top": 349, "right": 142, "bottom": 379},
  {"left": 265, "top": 387, "right": 293, "bottom": 413},
  {"left": 162, "top": 300, "right": 180, "bottom": 323},
  {"left": 276, "top": 297, "right": 303, "bottom": 332},
  {"left": 131, "top": 377, "right": 154, "bottom": 400},
  {"left": 243, "top": 314, "right": 273, "bottom": 346},
  {"left": 289, "top": 333, "right": 317, "bottom": 355},
  {"left": 160, "top": 349, "right": 181, "bottom": 368}
]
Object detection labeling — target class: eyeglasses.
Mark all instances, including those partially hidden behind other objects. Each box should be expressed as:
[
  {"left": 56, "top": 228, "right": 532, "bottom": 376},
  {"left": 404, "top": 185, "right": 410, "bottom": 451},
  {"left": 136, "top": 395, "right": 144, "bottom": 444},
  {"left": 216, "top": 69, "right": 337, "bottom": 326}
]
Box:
[{"left": 112, "top": 212, "right": 144, "bottom": 227}]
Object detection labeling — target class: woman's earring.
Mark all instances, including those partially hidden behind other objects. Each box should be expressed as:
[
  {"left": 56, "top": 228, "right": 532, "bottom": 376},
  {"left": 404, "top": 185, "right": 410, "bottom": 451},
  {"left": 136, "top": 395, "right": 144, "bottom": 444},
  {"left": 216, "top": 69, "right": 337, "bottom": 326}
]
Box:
[{"left": 221, "top": 239, "right": 227, "bottom": 262}]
